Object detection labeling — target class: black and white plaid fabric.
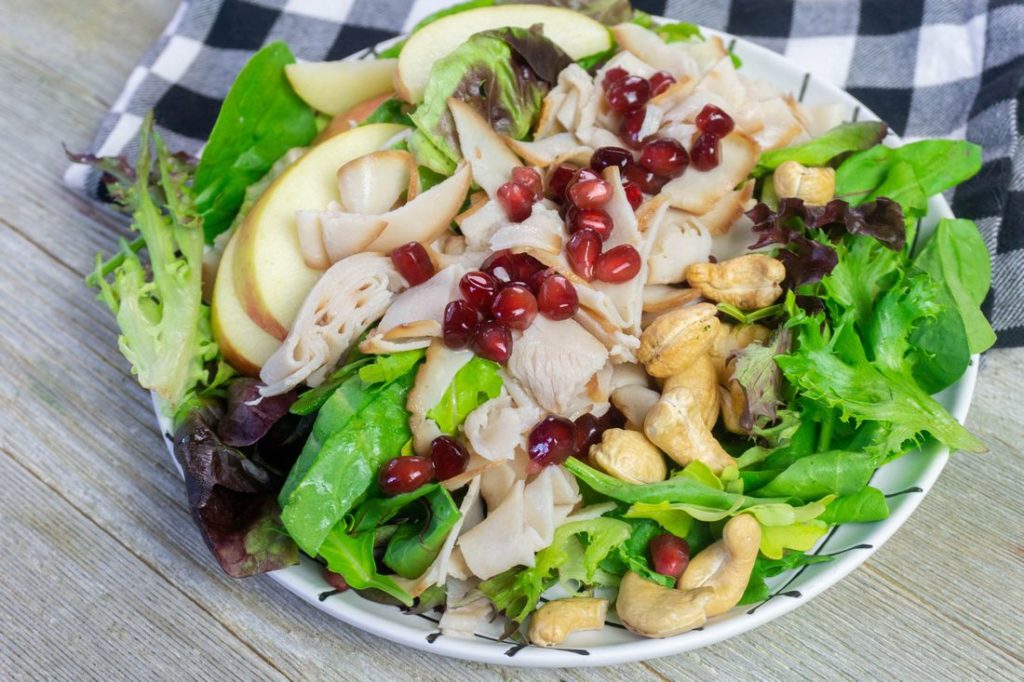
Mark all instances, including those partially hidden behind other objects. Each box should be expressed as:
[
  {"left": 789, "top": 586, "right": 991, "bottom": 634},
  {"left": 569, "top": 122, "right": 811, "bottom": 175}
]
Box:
[{"left": 65, "top": 0, "right": 1024, "bottom": 347}]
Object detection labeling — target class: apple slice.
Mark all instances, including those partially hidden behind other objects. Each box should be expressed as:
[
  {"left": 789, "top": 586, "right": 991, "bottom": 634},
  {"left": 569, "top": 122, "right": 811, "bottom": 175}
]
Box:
[
  {"left": 211, "top": 234, "right": 280, "bottom": 375},
  {"left": 396, "top": 5, "right": 611, "bottom": 102},
  {"left": 285, "top": 59, "right": 397, "bottom": 116},
  {"left": 233, "top": 123, "right": 407, "bottom": 340},
  {"left": 313, "top": 93, "right": 395, "bottom": 144}
]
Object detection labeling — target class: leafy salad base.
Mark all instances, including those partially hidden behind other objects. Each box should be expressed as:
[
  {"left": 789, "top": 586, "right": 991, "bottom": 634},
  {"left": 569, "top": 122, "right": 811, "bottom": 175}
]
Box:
[{"left": 146, "top": 24, "right": 981, "bottom": 666}]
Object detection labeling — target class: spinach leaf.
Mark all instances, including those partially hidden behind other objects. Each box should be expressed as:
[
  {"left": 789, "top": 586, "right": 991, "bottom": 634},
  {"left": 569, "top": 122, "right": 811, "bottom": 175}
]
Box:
[
  {"left": 362, "top": 97, "right": 414, "bottom": 127},
  {"left": 913, "top": 219, "right": 994, "bottom": 354},
  {"left": 384, "top": 486, "right": 461, "bottom": 578},
  {"left": 279, "top": 371, "right": 417, "bottom": 555},
  {"left": 836, "top": 140, "right": 981, "bottom": 206},
  {"left": 755, "top": 122, "right": 888, "bottom": 175},
  {"left": 565, "top": 457, "right": 790, "bottom": 508},
  {"left": 193, "top": 42, "right": 318, "bottom": 242},
  {"left": 817, "top": 486, "right": 889, "bottom": 524},
  {"left": 426, "top": 356, "right": 503, "bottom": 434},
  {"left": 739, "top": 552, "right": 834, "bottom": 605},
  {"left": 348, "top": 484, "right": 441, "bottom": 533},
  {"left": 908, "top": 285, "right": 971, "bottom": 394},
  {"left": 319, "top": 525, "right": 414, "bottom": 605}
]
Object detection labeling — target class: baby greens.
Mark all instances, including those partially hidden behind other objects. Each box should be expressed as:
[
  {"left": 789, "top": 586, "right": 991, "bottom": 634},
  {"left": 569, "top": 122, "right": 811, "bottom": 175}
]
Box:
[
  {"left": 279, "top": 353, "right": 422, "bottom": 556},
  {"left": 193, "top": 42, "right": 318, "bottom": 242}
]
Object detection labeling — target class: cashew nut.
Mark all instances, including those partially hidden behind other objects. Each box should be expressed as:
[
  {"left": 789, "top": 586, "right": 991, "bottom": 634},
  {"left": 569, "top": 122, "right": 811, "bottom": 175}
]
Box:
[
  {"left": 638, "top": 303, "right": 721, "bottom": 378},
  {"left": 772, "top": 160, "right": 836, "bottom": 205},
  {"left": 710, "top": 323, "right": 771, "bottom": 383},
  {"left": 718, "top": 357, "right": 748, "bottom": 435},
  {"left": 615, "top": 571, "right": 714, "bottom": 638},
  {"left": 590, "top": 428, "right": 667, "bottom": 484},
  {"left": 643, "top": 387, "right": 735, "bottom": 473},
  {"left": 528, "top": 597, "right": 608, "bottom": 647},
  {"left": 678, "top": 514, "right": 761, "bottom": 617},
  {"left": 685, "top": 255, "right": 785, "bottom": 311},
  {"left": 662, "top": 354, "right": 719, "bottom": 428},
  {"left": 611, "top": 385, "right": 661, "bottom": 428}
]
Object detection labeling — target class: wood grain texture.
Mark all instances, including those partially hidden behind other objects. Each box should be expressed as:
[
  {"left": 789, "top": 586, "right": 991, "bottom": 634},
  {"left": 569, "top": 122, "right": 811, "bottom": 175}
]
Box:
[{"left": 0, "top": 0, "right": 1021, "bottom": 680}]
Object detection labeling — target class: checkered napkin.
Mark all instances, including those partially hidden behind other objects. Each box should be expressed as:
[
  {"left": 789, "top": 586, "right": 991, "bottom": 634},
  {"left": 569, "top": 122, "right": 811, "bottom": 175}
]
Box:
[{"left": 65, "top": 0, "right": 1024, "bottom": 347}]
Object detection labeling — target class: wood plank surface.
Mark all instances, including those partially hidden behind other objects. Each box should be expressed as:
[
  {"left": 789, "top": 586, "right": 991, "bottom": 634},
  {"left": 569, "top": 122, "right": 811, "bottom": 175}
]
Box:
[{"left": 0, "top": 1, "right": 1020, "bottom": 680}]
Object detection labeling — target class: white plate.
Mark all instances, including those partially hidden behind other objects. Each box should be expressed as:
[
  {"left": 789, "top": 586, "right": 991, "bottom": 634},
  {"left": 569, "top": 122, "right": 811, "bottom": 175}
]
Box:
[{"left": 157, "top": 21, "right": 979, "bottom": 668}]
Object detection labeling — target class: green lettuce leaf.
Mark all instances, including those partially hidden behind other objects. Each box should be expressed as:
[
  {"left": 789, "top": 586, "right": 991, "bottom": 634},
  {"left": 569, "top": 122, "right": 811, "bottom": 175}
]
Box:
[
  {"left": 479, "top": 517, "right": 631, "bottom": 624},
  {"left": 755, "top": 122, "right": 888, "bottom": 175},
  {"left": 410, "top": 27, "right": 569, "bottom": 165},
  {"left": 87, "top": 118, "right": 219, "bottom": 415},
  {"left": 596, "top": 516, "right": 675, "bottom": 587},
  {"left": 776, "top": 305, "right": 985, "bottom": 455},
  {"left": 426, "top": 356, "right": 503, "bottom": 434},
  {"left": 193, "top": 42, "right": 318, "bottom": 242},
  {"left": 760, "top": 520, "right": 829, "bottom": 559}
]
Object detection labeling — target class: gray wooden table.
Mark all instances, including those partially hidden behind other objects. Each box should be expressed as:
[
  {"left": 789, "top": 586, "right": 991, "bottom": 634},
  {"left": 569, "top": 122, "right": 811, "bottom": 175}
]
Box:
[{"left": 2, "top": 1, "right": 1021, "bottom": 679}]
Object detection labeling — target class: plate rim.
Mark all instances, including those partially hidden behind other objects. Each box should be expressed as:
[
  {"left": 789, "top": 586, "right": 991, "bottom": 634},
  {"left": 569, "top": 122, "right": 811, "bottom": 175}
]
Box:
[{"left": 157, "top": 20, "right": 980, "bottom": 668}]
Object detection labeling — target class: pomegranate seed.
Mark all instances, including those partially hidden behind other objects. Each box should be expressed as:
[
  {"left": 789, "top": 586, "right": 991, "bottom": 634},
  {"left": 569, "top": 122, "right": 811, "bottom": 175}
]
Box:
[
  {"left": 606, "top": 75, "right": 651, "bottom": 113},
  {"left": 695, "top": 104, "right": 735, "bottom": 137},
  {"left": 599, "top": 405, "right": 627, "bottom": 430},
  {"left": 595, "top": 244, "right": 642, "bottom": 283},
  {"left": 649, "top": 534, "right": 690, "bottom": 579},
  {"left": 590, "top": 146, "right": 634, "bottom": 174},
  {"left": 620, "top": 108, "right": 649, "bottom": 149},
  {"left": 623, "top": 163, "right": 669, "bottom": 194},
  {"left": 390, "top": 242, "right": 435, "bottom": 286},
  {"left": 497, "top": 181, "right": 534, "bottom": 222},
  {"left": 528, "top": 416, "right": 577, "bottom": 469},
  {"left": 649, "top": 70, "right": 677, "bottom": 96},
  {"left": 459, "top": 270, "right": 499, "bottom": 311},
  {"left": 491, "top": 283, "right": 537, "bottom": 330},
  {"left": 547, "top": 163, "right": 578, "bottom": 201},
  {"left": 640, "top": 138, "right": 690, "bottom": 177},
  {"left": 511, "top": 166, "right": 543, "bottom": 199},
  {"left": 322, "top": 567, "right": 349, "bottom": 592},
  {"left": 378, "top": 456, "right": 434, "bottom": 496},
  {"left": 567, "top": 207, "right": 614, "bottom": 241},
  {"left": 482, "top": 249, "right": 518, "bottom": 284},
  {"left": 566, "top": 228, "right": 602, "bottom": 281},
  {"left": 691, "top": 132, "right": 721, "bottom": 171},
  {"left": 513, "top": 253, "right": 547, "bottom": 285},
  {"left": 567, "top": 179, "right": 612, "bottom": 209},
  {"left": 430, "top": 436, "right": 469, "bottom": 480},
  {"left": 442, "top": 300, "right": 479, "bottom": 349},
  {"left": 623, "top": 183, "right": 643, "bottom": 210},
  {"left": 536, "top": 273, "right": 579, "bottom": 320},
  {"left": 601, "top": 66, "right": 629, "bottom": 90},
  {"left": 574, "top": 413, "right": 602, "bottom": 455},
  {"left": 472, "top": 320, "right": 513, "bottom": 364}
]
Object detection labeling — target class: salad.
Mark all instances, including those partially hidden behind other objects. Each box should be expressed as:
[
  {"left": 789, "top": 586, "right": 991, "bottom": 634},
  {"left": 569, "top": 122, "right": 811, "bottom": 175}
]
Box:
[{"left": 77, "top": 0, "right": 993, "bottom": 647}]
